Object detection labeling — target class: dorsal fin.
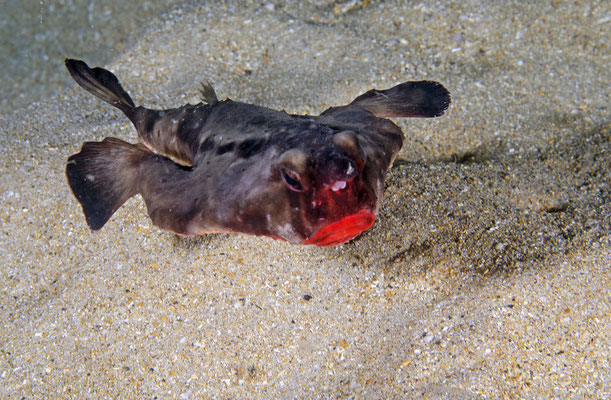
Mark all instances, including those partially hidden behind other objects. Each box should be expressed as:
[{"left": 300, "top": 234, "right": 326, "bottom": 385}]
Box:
[{"left": 199, "top": 80, "right": 218, "bottom": 105}]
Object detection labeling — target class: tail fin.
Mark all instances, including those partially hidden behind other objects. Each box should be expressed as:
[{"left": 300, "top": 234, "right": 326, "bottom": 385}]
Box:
[
  {"left": 66, "top": 138, "right": 151, "bottom": 230},
  {"left": 350, "top": 81, "right": 451, "bottom": 118},
  {"left": 65, "top": 58, "right": 136, "bottom": 116}
]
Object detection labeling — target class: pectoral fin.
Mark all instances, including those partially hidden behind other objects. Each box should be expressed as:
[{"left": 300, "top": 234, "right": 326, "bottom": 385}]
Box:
[
  {"left": 66, "top": 138, "right": 152, "bottom": 230},
  {"left": 350, "top": 81, "right": 451, "bottom": 118}
]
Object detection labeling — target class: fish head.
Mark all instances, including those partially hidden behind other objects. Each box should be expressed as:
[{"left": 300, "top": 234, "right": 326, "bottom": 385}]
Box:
[{"left": 272, "top": 130, "right": 379, "bottom": 246}]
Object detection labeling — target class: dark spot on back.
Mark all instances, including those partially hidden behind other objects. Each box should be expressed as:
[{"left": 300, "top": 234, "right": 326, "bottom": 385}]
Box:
[
  {"left": 178, "top": 117, "right": 189, "bottom": 140},
  {"left": 144, "top": 111, "right": 157, "bottom": 133},
  {"left": 216, "top": 142, "right": 235, "bottom": 155},
  {"left": 249, "top": 115, "right": 267, "bottom": 126},
  {"left": 237, "top": 138, "right": 264, "bottom": 158},
  {"left": 199, "top": 136, "right": 215, "bottom": 152}
]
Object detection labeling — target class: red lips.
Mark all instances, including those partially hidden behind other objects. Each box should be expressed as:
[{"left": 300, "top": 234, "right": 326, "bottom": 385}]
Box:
[{"left": 304, "top": 210, "right": 375, "bottom": 246}]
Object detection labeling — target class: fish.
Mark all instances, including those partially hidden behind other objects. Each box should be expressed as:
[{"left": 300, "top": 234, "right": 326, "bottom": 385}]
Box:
[{"left": 64, "top": 58, "right": 450, "bottom": 246}]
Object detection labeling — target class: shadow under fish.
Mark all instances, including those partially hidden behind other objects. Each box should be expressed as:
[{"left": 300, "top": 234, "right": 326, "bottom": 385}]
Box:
[{"left": 64, "top": 59, "right": 450, "bottom": 246}]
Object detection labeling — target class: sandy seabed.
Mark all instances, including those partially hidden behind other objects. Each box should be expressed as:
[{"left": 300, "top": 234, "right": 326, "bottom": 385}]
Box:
[{"left": 0, "top": 1, "right": 609, "bottom": 398}]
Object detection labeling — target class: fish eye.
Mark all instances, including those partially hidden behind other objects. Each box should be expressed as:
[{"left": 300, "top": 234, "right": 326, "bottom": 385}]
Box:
[
  {"left": 333, "top": 131, "right": 366, "bottom": 172},
  {"left": 281, "top": 168, "right": 305, "bottom": 192}
]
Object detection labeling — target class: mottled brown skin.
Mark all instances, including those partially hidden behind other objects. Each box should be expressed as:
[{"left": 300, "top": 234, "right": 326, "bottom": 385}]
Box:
[{"left": 65, "top": 59, "right": 450, "bottom": 245}]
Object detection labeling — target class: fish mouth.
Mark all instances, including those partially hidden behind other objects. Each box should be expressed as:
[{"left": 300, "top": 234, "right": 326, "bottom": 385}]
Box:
[{"left": 304, "top": 210, "right": 375, "bottom": 246}]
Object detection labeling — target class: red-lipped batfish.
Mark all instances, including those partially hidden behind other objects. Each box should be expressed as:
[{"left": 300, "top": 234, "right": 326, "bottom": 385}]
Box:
[{"left": 65, "top": 59, "right": 450, "bottom": 246}]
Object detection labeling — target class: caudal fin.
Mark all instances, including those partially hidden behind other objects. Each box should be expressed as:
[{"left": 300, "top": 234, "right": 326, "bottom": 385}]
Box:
[
  {"left": 65, "top": 58, "right": 136, "bottom": 116},
  {"left": 350, "top": 81, "right": 451, "bottom": 118},
  {"left": 66, "top": 138, "right": 151, "bottom": 230}
]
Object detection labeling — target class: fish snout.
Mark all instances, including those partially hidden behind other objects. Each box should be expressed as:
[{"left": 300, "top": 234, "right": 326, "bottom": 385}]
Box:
[{"left": 305, "top": 163, "right": 378, "bottom": 246}]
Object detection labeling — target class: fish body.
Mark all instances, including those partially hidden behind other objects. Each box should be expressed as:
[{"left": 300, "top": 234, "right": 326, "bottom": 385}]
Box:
[{"left": 65, "top": 59, "right": 450, "bottom": 246}]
